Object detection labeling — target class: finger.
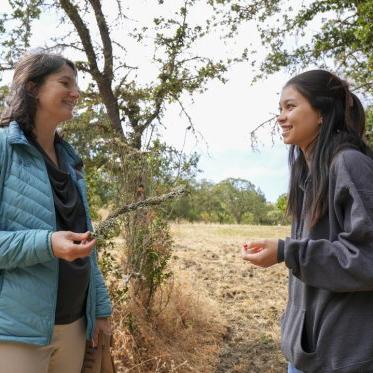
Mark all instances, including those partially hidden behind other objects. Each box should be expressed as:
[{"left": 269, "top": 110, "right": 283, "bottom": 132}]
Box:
[
  {"left": 243, "top": 249, "right": 268, "bottom": 265},
  {"left": 91, "top": 328, "right": 99, "bottom": 348},
  {"left": 82, "top": 231, "right": 93, "bottom": 241},
  {"left": 91, "top": 336, "right": 98, "bottom": 348},
  {"left": 242, "top": 244, "right": 262, "bottom": 256},
  {"left": 67, "top": 231, "right": 91, "bottom": 242},
  {"left": 245, "top": 240, "right": 266, "bottom": 249},
  {"left": 78, "top": 238, "right": 96, "bottom": 249},
  {"left": 71, "top": 240, "right": 96, "bottom": 259},
  {"left": 105, "top": 322, "right": 112, "bottom": 334},
  {"left": 242, "top": 245, "right": 263, "bottom": 258},
  {"left": 243, "top": 245, "right": 262, "bottom": 252}
]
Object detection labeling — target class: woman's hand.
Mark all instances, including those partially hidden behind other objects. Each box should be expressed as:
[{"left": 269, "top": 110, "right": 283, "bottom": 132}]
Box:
[
  {"left": 241, "top": 239, "right": 279, "bottom": 268},
  {"left": 92, "top": 318, "right": 112, "bottom": 348},
  {"left": 51, "top": 231, "right": 96, "bottom": 261}
]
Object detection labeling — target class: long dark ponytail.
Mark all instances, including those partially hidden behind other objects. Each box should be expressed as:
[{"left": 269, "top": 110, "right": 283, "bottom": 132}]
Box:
[{"left": 285, "top": 70, "right": 368, "bottom": 227}]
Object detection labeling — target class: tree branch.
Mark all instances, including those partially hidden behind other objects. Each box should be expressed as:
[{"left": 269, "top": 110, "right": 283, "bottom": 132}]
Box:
[
  {"left": 59, "top": 0, "right": 100, "bottom": 76},
  {"left": 249, "top": 115, "right": 276, "bottom": 136},
  {"left": 92, "top": 186, "right": 188, "bottom": 240},
  {"left": 58, "top": 0, "right": 123, "bottom": 135},
  {"left": 87, "top": 0, "right": 114, "bottom": 80}
]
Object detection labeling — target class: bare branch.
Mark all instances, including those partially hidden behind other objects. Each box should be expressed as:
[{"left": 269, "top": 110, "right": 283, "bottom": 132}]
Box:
[
  {"left": 59, "top": 0, "right": 100, "bottom": 76},
  {"left": 175, "top": 56, "right": 211, "bottom": 66},
  {"left": 45, "top": 42, "right": 86, "bottom": 53},
  {"left": 249, "top": 115, "right": 276, "bottom": 135},
  {"left": 87, "top": 0, "right": 113, "bottom": 80},
  {"left": 58, "top": 0, "right": 123, "bottom": 134},
  {"left": 114, "top": 67, "right": 139, "bottom": 94},
  {"left": 142, "top": 101, "right": 163, "bottom": 130},
  {"left": 352, "top": 82, "right": 373, "bottom": 93},
  {"left": 112, "top": 40, "right": 127, "bottom": 55},
  {"left": 176, "top": 97, "right": 194, "bottom": 130},
  {"left": 249, "top": 115, "right": 277, "bottom": 150}
]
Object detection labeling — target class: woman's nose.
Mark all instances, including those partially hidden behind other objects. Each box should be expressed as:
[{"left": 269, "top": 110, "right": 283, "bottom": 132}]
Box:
[
  {"left": 277, "top": 111, "right": 286, "bottom": 123},
  {"left": 70, "top": 86, "right": 80, "bottom": 99}
]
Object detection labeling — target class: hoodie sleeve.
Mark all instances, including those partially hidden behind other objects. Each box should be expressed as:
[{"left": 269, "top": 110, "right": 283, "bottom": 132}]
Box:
[{"left": 283, "top": 149, "right": 373, "bottom": 292}]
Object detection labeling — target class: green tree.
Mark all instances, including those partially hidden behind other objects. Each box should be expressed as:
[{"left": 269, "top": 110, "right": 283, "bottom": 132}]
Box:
[
  {"left": 209, "top": 0, "right": 372, "bottom": 146},
  {"left": 273, "top": 193, "right": 291, "bottom": 225},
  {"left": 187, "top": 180, "right": 229, "bottom": 223},
  {"left": 365, "top": 106, "right": 373, "bottom": 146},
  {"left": 167, "top": 178, "right": 269, "bottom": 224},
  {"left": 0, "top": 0, "right": 227, "bottom": 309},
  {"left": 276, "top": 193, "right": 288, "bottom": 214},
  {"left": 211, "top": 0, "right": 372, "bottom": 92},
  {"left": 213, "top": 178, "right": 268, "bottom": 223}
]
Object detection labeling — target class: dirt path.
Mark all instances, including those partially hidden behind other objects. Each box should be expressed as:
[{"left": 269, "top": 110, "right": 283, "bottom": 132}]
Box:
[{"left": 170, "top": 223, "right": 291, "bottom": 373}]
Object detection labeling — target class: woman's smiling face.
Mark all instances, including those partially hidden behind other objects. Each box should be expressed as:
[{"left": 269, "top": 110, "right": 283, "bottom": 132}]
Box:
[
  {"left": 35, "top": 63, "right": 80, "bottom": 125},
  {"left": 277, "top": 85, "right": 322, "bottom": 153}
]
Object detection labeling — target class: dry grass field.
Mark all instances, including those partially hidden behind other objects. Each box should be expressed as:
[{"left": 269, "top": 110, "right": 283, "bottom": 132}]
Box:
[
  {"left": 111, "top": 223, "right": 291, "bottom": 372},
  {"left": 169, "top": 223, "right": 291, "bottom": 373}
]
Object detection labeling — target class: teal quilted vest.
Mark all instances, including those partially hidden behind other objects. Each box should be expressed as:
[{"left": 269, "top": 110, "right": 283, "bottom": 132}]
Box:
[{"left": 0, "top": 122, "right": 112, "bottom": 346}]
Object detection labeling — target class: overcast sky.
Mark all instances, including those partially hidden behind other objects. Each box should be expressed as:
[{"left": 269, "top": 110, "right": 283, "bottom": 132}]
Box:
[
  {"left": 159, "top": 65, "right": 291, "bottom": 202},
  {"left": 1, "top": 1, "right": 299, "bottom": 202}
]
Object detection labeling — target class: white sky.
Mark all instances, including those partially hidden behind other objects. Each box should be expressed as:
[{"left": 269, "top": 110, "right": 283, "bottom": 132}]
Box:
[
  {"left": 0, "top": 0, "right": 307, "bottom": 202},
  {"left": 159, "top": 65, "right": 291, "bottom": 202}
]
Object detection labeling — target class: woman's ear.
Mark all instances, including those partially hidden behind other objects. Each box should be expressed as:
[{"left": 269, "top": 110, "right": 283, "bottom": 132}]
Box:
[
  {"left": 25, "top": 81, "right": 38, "bottom": 97},
  {"left": 318, "top": 112, "right": 323, "bottom": 126}
]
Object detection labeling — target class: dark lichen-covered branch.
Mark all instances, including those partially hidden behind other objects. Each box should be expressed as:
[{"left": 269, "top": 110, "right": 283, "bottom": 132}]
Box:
[{"left": 91, "top": 186, "right": 188, "bottom": 241}]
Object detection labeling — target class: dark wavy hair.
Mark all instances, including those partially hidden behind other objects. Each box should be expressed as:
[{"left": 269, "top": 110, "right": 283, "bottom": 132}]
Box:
[
  {"left": 0, "top": 51, "right": 77, "bottom": 136},
  {"left": 285, "top": 70, "right": 368, "bottom": 227}
]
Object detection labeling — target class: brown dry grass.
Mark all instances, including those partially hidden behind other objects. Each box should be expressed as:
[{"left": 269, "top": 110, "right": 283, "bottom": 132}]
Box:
[
  {"left": 170, "top": 223, "right": 290, "bottom": 373},
  {"left": 110, "top": 243, "right": 226, "bottom": 372},
  {"left": 110, "top": 223, "right": 291, "bottom": 373}
]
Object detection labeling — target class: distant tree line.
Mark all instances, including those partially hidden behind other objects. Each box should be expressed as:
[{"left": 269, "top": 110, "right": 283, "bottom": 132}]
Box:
[{"left": 165, "top": 178, "right": 291, "bottom": 225}]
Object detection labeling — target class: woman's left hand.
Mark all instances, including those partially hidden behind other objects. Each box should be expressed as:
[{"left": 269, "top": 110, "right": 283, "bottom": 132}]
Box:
[
  {"left": 92, "top": 317, "right": 112, "bottom": 347},
  {"left": 241, "top": 239, "right": 279, "bottom": 268}
]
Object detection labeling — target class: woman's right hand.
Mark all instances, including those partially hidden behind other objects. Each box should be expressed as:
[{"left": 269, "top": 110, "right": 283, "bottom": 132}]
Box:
[
  {"left": 241, "top": 239, "right": 279, "bottom": 268},
  {"left": 51, "top": 231, "right": 96, "bottom": 261}
]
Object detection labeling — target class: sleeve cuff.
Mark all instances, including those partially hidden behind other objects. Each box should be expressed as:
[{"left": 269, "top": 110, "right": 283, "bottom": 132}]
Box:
[
  {"left": 35, "top": 230, "right": 55, "bottom": 262},
  {"left": 47, "top": 231, "right": 55, "bottom": 258},
  {"left": 277, "top": 239, "right": 285, "bottom": 263}
]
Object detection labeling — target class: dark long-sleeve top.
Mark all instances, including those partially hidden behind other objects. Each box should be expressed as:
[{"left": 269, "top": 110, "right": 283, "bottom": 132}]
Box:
[{"left": 28, "top": 135, "right": 90, "bottom": 325}]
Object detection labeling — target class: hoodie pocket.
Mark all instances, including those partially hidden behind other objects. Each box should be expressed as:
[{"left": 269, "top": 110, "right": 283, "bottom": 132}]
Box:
[{"left": 281, "top": 305, "right": 318, "bottom": 367}]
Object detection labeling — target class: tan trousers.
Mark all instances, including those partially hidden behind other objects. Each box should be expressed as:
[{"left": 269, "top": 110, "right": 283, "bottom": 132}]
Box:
[{"left": 0, "top": 318, "right": 86, "bottom": 373}]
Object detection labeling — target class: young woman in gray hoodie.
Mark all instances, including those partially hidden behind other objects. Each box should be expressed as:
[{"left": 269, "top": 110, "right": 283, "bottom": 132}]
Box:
[{"left": 242, "top": 70, "right": 371, "bottom": 373}]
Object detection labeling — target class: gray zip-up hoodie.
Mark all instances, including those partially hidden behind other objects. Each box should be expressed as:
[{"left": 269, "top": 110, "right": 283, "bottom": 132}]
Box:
[{"left": 277, "top": 148, "right": 373, "bottom": 373}]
